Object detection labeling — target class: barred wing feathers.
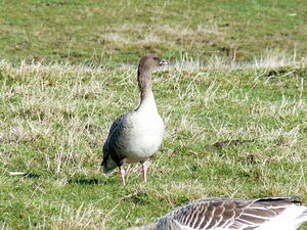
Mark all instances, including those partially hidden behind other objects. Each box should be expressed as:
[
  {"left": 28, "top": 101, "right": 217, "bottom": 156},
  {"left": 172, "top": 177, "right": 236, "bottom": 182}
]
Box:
[{"left": 159, "top": 197, "right": 300, "bottom": 230}]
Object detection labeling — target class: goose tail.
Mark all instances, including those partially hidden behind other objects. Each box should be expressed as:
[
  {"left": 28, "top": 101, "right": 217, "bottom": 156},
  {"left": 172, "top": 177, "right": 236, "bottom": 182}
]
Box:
[
  {"left": 288, "top": 203, "right": 307, "bottom": 229},
  {"left": 101, "top": 156, "right": 118, "bottom": 175},
  {"left": 297, "top": 207, "right": 307, "bottom": 223}
]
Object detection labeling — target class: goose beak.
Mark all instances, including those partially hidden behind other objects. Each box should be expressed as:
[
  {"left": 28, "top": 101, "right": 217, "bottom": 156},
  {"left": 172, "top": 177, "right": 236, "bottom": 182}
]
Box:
[{"left": 159, "top": 59, "right": 168, "bottom": 66}]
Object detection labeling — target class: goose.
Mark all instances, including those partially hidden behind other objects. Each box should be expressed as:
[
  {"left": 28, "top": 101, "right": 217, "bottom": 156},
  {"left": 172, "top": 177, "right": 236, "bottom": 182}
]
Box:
[
  {"left": 101, "top": 54, "right": 167, "bottom": 185},
  {"left": 126, "top": 196, "right": 307, "bottom": 230}
]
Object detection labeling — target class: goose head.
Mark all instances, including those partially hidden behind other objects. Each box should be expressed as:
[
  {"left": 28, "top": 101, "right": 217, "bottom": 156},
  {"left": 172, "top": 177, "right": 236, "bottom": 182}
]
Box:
[
  {"left": 137, "top": 55, "right": 167, "bottom": 94},
  {"left": 138, "top": 54, "right": 167, "bottom": 74}
]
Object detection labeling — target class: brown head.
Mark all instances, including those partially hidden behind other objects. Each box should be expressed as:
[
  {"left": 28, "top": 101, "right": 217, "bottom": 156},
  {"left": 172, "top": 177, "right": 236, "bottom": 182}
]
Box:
[
  {"left": 138, "top": 54, "right": 167, "bottom": 74},
  {"left": 137, "top": 54, "right": 167, "bottom": 96}
]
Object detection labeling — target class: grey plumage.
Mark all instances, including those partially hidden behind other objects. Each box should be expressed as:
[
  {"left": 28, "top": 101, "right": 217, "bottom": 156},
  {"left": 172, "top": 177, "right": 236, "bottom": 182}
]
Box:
[
  {"left": 126, "top": 196, "right": 307, "bottom": 230},
  {"left": 102, "top": 114, "right": 126, "bottom": 174}
]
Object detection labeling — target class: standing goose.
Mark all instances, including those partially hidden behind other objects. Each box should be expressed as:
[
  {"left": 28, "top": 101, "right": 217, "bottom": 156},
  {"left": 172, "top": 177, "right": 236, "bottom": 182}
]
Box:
[
  {"left": 126, "top": 196, "right": 307, "bottom": 230},
  {"left": 101, "top": 55, "right": 166, "bottom": 185}
]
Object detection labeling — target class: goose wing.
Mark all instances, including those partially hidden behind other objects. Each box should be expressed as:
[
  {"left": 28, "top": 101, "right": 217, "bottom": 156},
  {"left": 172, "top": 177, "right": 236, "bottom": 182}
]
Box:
[
  {"left": 102, "top": 114, "right": 127, "bottom": 170},
  {"left": 161, "top": 197, "right": 297, "bottom": 230},
  {"left": 103, "top": 114, "right": 125, "bottom": 151}
]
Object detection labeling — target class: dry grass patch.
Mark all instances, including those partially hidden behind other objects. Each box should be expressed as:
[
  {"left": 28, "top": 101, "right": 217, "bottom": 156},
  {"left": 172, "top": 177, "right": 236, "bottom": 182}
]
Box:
[{"left": 50, "top": 204, "right": 108, "bottom": 230}]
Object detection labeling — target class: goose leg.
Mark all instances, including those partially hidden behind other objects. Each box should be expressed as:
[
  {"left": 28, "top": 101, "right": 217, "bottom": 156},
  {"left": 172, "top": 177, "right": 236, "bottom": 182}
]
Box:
[
  {"left": 141, "top": 161, "right": 150, "bottom": 183},
  {"left": 119, "top": 167, "right": 126, "bottom": 186}
]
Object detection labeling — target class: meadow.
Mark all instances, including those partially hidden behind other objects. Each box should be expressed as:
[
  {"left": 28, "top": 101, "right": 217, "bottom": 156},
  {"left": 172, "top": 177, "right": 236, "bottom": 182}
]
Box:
[{"left": 0, "top": 0, "right": 306, "bottom": 229}]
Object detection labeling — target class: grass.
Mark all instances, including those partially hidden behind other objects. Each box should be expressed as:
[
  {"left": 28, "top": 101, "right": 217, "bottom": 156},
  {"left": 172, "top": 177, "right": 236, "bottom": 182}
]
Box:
[
  {"left": 0, "top": 0, "right": 306, "bottom": 64},
  {"left": 0, "top": 54, "right": 306, "bottom": 229},
  {"left": 0, "top": 0, "right": 307, "bottom": 229}
]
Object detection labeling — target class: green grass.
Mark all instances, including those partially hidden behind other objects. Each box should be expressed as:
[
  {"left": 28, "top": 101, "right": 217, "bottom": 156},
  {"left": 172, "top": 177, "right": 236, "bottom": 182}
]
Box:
[
  {"left": 0, "top": 0, "right": 307, "bottom": 229},
  {"left": 0, "top": 58, "right": 306, "bottom": 229},
  {"left": 0, "top": 0, "right": 306, "bottom": 64}
]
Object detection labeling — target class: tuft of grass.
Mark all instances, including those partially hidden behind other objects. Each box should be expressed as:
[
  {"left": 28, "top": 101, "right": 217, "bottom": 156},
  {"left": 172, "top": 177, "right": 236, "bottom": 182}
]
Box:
[
  {"left": 0, "top": 54, "right": 306, "bottom": 229},
  {"left": 49, "top": 204, "right": 109, "bottom": 230}
]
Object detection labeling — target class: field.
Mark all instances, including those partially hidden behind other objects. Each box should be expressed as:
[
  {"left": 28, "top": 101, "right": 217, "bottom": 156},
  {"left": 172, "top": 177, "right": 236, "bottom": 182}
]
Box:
[{"left": 0, "top": 0, "right": 306, "bottom": 229}]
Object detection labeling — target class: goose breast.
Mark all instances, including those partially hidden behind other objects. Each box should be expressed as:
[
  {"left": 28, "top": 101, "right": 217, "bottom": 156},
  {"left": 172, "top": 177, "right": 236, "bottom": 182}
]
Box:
[{"left": 116, "top": 111, "right": 164, "bottom": 162}]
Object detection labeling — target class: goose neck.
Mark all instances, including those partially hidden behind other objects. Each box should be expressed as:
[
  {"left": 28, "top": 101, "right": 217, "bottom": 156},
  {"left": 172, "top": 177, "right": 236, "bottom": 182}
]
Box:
[
  {"left": 138, "top": 90, "right": 157, "bottom": 112},
  {"left": 138, "top": 69, "right": 153, "bottom": 101}
]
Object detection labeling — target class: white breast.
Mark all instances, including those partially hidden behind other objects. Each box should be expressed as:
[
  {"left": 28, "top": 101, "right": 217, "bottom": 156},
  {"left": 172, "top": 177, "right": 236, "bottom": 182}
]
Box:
[{"left": 122, "top": 110, "right": 164, "bottom": 162}]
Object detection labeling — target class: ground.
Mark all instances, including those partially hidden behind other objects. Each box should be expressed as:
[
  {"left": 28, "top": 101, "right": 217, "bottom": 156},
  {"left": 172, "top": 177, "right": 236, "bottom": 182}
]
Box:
[{"left": 0, "top": 0, "right": 306, "bottom": 229}]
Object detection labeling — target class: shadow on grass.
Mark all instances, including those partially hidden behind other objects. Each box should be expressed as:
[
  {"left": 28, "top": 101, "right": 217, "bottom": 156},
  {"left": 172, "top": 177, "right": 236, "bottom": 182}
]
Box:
[
  {"left": 25, "top": 173, "right": 41, "bottom": 179},
  {"left": 68, "top": 177, "right": 109, "bottom": 185},
  {"left": 206, "top": 139, "right": 255, "bottom": 150},
  {"left": 206, "top": 139, "right": 259, "bottom": 165}
]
